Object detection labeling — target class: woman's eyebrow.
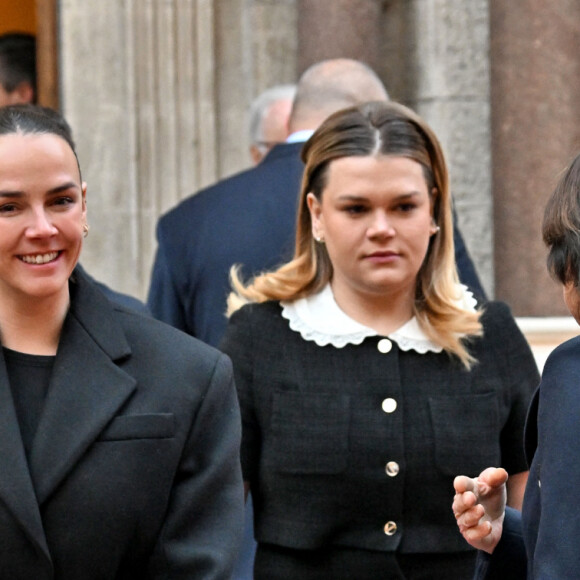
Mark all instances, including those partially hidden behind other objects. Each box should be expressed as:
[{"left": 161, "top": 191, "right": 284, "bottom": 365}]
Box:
[
  {"left": 0, "top": 182, "right": 80, "bottom": 198},
  {"left": 47, "top": 181, "right": 80, "bottom": 194}
]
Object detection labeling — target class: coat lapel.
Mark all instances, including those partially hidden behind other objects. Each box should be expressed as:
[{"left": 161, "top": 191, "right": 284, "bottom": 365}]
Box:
[
  {"left": 0, "top": 354, "right": 51, "bottom": 562},
  {"left": 29, "top": 269, "right": 137, "bottom": 504}
]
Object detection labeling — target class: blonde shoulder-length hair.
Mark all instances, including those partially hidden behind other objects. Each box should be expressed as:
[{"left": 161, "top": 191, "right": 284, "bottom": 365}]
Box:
[{"left": 228, "top": 101, "right": 483, "bottom": 368}]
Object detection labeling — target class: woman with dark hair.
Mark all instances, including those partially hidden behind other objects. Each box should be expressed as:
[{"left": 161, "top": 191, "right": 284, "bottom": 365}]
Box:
[
  {"left": 453, "top": 152, "right": 580, "bottom": 580},
  {"left": 0, "top": 104, "right": 243, "bottom": 579},
  {"left": 220, "top": 101, "right": 539, "bottom": 579}
]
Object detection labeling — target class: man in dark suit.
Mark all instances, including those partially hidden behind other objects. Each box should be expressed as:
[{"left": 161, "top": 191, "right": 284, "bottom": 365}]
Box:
[
  {"left": 148, "top": 58, "right": 485, "bottom": 347},
  {"left": 248, "top": 84, "right": 296, "bottom": 165}
]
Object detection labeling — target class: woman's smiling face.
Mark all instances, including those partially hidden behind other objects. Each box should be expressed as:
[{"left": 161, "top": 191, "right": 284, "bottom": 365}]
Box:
[
  {"left": 0, "top": 131, "right": 86, "bottom": 304},
  {"left": 307, "top": 154, "right": 437, "bottom": 305}
]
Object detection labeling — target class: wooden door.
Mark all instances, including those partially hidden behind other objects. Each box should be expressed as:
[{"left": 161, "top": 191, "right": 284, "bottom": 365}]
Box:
[
  {"left": 36, "top": 0, "right": 59, "bottom": 108},
  {"left": 0, "top": 0, "right": 58, "bottom": 108}
]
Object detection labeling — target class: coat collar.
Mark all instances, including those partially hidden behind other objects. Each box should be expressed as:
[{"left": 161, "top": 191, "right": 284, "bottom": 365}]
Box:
[
  {"left": 261, "top": 141, "right": 304, "bottom": 164},
  {"left": 0, "top": 267, "right": 137, "bottom": 564}
]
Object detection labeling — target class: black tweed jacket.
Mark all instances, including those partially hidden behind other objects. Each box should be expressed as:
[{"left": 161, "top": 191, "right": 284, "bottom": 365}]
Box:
[{"left": 221, "top": 300, "right": 539, "bottom": 555}]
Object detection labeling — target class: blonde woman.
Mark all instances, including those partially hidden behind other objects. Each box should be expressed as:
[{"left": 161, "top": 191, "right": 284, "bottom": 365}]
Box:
[{"left": 221, "top": 101, "right": 538, "bottom": 579}]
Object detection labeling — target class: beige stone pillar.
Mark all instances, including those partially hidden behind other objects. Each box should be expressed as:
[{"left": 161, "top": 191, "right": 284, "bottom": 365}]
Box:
[
  {"left": 490, "top": 0, "right": 580, "bottom": 315},
  {"left": 296, "top": 0, "right": 494, "bottom": 296},
  {"left": 409, "top": 0, "right": 494, "bottom": 296},
  {"left": 59, "top": 0, "right": 298, "bottom": 300},
  {"left": 60, "top": 0, "right": 219, "bottom": 299},
  {"left": 297, "top": 0, "right": 384, "bottom": 73},
  {"left": 214, "top": 0, "right": 298, "bottom": 175}
]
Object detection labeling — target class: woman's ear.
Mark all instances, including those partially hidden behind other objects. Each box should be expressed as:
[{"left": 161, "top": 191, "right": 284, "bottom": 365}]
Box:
[
  {"left": 306, "top": 192, "right": 323, "bottom": 239},
  {"left": 82, "top": 182, "right": 88, "bottom": 212}
]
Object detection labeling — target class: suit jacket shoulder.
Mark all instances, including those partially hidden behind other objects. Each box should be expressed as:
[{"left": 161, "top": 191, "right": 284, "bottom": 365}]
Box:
[{"left": 157, "top": 142, "right": 304, "bottom": 243}]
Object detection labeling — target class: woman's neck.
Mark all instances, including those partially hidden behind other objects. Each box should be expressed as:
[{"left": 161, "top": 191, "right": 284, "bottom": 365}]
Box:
[
  {"left": 0, "top": 291, "right": 70, "bottom": 355},
  {"left": 330, "top": 281, "right": 415, "bottom": 336}
]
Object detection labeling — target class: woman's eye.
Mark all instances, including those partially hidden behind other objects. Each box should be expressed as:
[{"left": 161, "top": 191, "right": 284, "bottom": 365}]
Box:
[
  {"left": 398, "top": 203, "right": 416, "bottom": 212},
  {"left": 52, "top": 196, "right": 74, "bottom": 207},
  {"left": 344, "top": 204, "right": 367, "bottom": 215},
  {"left": 0, "top": 203, "right": 18, "bottom": 214}
]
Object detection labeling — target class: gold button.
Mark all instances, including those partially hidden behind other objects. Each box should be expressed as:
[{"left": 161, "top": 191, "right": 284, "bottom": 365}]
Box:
[
  {"left": 385, "top": 461, "right": 400, "bottom": 477},
  {"left": 377, "top": 338, "right": 392, "bottom": 353},
  {"left": 381, "top": 398, "right": 397, "bottom": 413},
  {"left": 384, "top": 521, "right": 397, "bottom": 536}
]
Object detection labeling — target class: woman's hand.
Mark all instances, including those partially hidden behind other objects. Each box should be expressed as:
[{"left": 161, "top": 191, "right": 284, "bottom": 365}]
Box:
[{"left": 452, "top": 467, "right": 508, "bottom": 554}]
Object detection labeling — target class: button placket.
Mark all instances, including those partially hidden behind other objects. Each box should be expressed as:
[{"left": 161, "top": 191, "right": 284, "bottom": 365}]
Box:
[{"left": 376, "top": 337, "right": 401, "bottom": 540}]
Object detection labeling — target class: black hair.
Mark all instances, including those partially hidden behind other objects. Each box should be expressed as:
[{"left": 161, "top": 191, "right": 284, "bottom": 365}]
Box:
[
  {"left": 0, "top": 33, "right": 36, "bottom": 101},
  {"left": 543, "top": 153, "right": 580, "bottom": 286},
  {"left": 0, "top": 104, "right": 82, "bottom": 181}
]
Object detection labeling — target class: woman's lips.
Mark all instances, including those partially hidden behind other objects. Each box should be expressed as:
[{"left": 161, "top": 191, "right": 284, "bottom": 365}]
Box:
[{"left": 364, "top": 251, "right": 400, "bottom": 263}]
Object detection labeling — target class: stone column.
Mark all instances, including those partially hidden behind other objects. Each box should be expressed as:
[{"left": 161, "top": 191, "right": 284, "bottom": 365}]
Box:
[
  {"left": 59, "top": 0, "right": 298, "bottom": 299},
  {"left": 405, "top": 0, "right": 495, "bottom": 297},
  {"left": 296, "top": 0, "right": 494, "bottom": 296},
  {"left": 490, "top": 0, "right": 580, "bottom": 315},
  {"left": 60, "top": 0, "right": 219, "bottom": 299},
  {"left": 214, "top": 0, "right": 298, "bottom": 175},
  {"left": 297, "top": 0, "right": 384, "bottom": 74}
]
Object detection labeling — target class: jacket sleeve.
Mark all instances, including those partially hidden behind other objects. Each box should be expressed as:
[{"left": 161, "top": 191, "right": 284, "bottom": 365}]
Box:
[
  {"left": 148, "top": 353, "right": 245, "bottom": 579},
  {"left": 473, "top": 507, "right": 526, "bottom": 579},
  {"left": 529, "top": 342, "right": 580, "bottom": 578},
  {"left": 147, "top": 224, "right": 190, "bottom": 334}
]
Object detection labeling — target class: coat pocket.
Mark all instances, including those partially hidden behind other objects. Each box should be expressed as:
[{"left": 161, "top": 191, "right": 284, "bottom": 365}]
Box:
[
  {"left": 265, "top": 391, "right": 350, "bottom": 474},
  {"left": 429, "top": 392, "right": 500, "bottom": 476},
  {"left": 98, "top": 413, "right": 176, "bottom": 441}
]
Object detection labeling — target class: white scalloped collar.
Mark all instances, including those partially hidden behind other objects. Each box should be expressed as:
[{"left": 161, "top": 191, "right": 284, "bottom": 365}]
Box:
[{"left": 281, "top": 284, "right": 477, "bottom": 352}]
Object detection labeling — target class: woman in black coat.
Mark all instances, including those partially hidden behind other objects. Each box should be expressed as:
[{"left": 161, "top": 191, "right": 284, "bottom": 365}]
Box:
[
  {"left": 220, "top": 101, "right": 539, "bottom": 579},
  {"left": 453, "top": 151, "right": 580, "bottom": 579},
  {"left": 0, "top": 105, "right": 243, "bottom": 579}
]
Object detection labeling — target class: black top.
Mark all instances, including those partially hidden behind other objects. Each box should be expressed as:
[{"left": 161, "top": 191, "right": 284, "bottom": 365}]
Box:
[{"left": 4, "top": 347, "right": 54, "bottom": 458}]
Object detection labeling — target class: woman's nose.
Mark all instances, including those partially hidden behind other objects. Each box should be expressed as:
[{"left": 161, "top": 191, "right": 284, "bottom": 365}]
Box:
[
  {"left": 26, "top": 209, "right": 58, "bottom": 237},
  {"left": 368, "top": 211, "right": 395, "bottom": 238}
]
